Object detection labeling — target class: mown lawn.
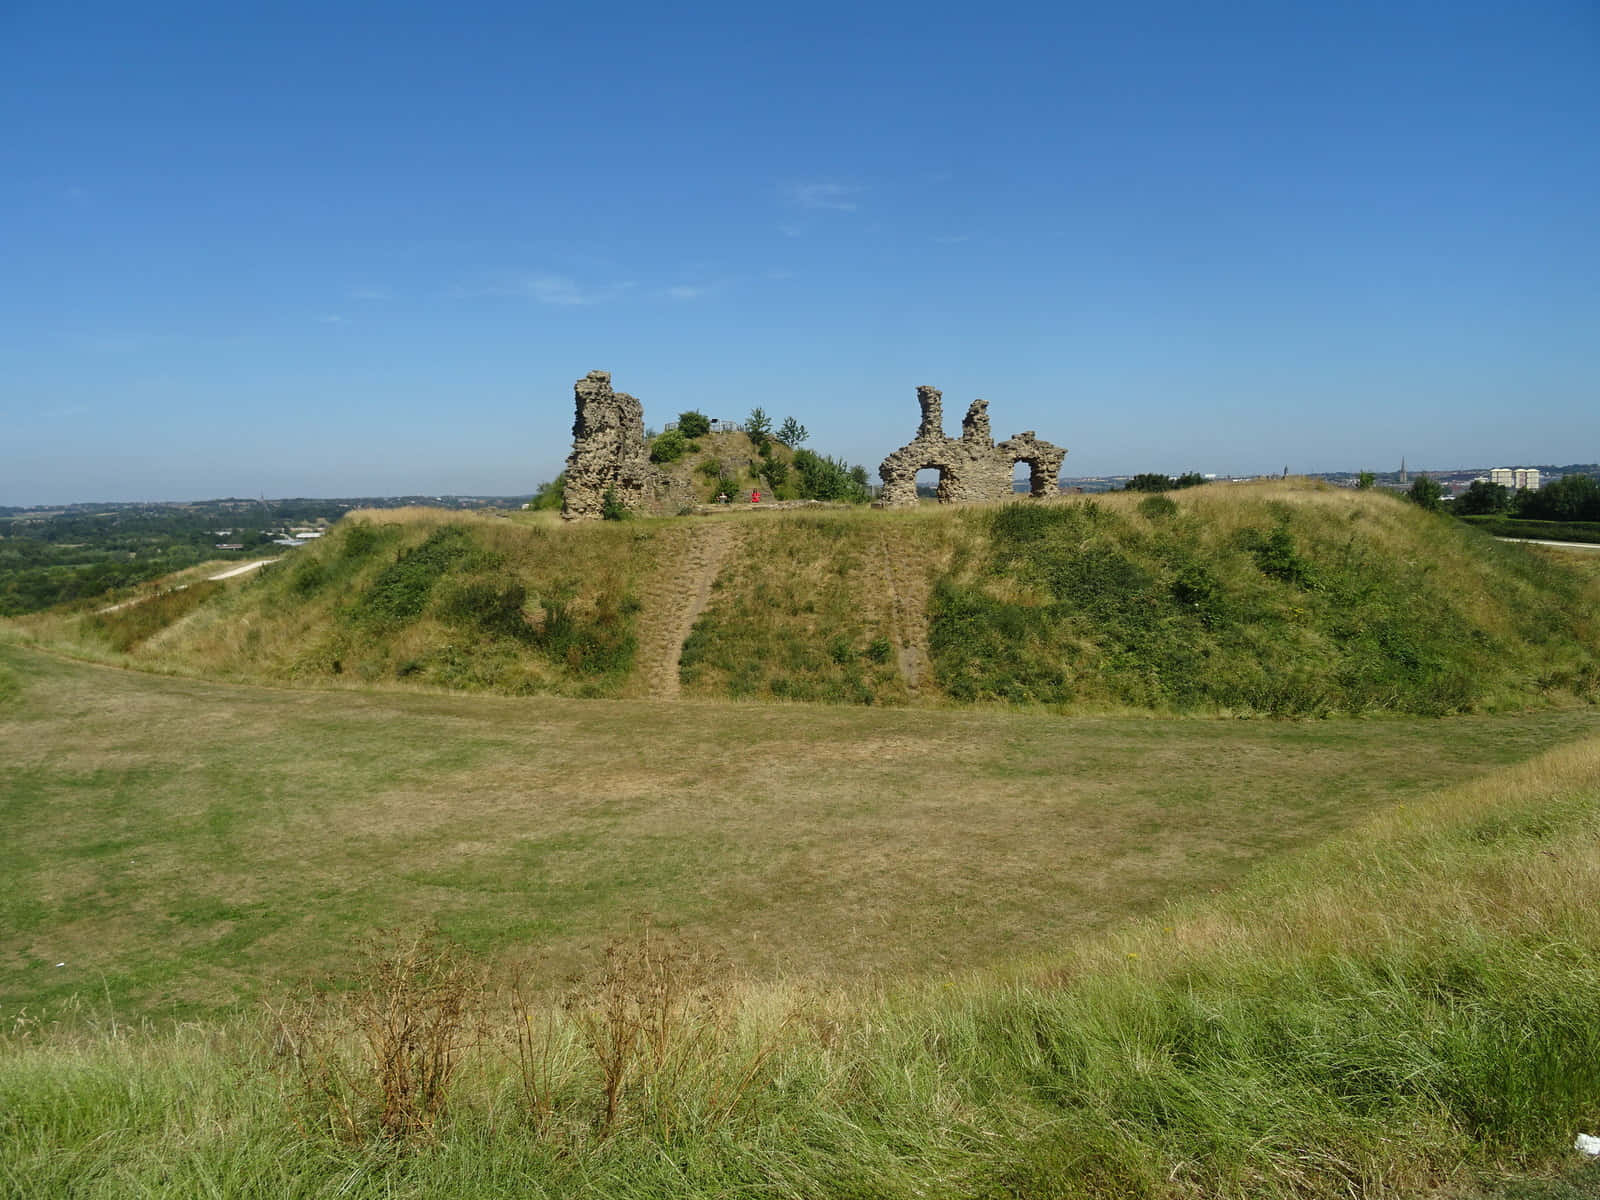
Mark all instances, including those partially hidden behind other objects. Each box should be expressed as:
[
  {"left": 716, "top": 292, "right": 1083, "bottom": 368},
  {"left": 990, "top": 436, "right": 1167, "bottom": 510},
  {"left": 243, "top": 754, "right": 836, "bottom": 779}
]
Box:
[{"left": 4, "top": 641, "right": 1597, "bottom": 1022}]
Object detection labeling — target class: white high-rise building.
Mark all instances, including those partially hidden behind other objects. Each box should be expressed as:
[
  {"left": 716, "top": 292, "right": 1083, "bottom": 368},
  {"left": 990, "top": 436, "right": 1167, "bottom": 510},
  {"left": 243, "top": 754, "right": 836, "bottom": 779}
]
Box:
[{"left": 1485, "top": 466, "right": 1541, "bottom": 491}]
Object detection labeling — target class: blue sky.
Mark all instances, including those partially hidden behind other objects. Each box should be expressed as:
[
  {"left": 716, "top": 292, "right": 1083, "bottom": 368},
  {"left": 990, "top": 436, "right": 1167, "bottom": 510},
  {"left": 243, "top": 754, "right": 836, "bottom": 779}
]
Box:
[{"left": 2, "top": 0, "right": 1595, "bottom": 504}]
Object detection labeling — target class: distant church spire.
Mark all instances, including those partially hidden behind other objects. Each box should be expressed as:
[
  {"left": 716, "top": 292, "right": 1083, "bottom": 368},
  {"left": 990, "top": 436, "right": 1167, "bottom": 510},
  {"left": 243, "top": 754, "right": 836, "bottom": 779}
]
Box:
[{"left": 1399, "top": 457, "right": 1408, "bottom": 485}]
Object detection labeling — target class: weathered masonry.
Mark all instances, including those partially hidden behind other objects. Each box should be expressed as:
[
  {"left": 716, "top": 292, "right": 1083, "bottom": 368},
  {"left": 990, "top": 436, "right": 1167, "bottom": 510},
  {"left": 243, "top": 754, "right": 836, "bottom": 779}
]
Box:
[
  {"left": 877, "top": 386, "right": 1066, "bottom": 508},
  {"left": 561, "top": 371, "right": 653, "bottom": 520},
  {"left": 561, "top": 370, "right": 697, "bottom": 520}
]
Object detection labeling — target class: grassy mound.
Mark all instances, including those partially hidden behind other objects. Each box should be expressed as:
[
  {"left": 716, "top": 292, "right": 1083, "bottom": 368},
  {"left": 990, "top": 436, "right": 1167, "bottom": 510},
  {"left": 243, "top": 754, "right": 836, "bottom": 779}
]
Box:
[
  {"left": 680, "top": 483, "right": 1600, "bottom": 714},
  {"left": 76, "top": 509, "right": 666, "bottom": 697},
  {"left": 926, "top": 483, "right": 1600, "bottom": 714},
  {"left": 9, "top": 482, "right": 1600, "bottom": 714},
  {"left": 5, "top": 732, "right": 1599, "bottom": 1198}
]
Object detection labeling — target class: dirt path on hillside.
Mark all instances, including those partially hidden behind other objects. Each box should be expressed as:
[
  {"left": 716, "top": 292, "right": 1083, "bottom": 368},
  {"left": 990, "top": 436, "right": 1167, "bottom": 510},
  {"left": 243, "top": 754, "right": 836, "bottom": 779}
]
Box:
[
  {"left": 878, "top": 533, "right": 931, "bottom": 695},
  {"left": 636, "top": 520, "right": 740, "bottom": 700}
]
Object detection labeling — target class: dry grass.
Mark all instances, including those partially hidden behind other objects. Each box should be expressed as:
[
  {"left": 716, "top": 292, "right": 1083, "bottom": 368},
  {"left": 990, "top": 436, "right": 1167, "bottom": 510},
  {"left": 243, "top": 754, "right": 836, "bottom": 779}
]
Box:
[{"left": 4, "top": 640, "right": 1598, "bottom": 1023}]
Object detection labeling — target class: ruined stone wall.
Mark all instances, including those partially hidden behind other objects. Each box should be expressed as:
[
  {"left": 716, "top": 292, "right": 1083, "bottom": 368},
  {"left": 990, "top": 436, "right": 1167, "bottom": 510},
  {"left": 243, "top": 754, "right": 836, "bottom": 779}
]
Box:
[
  {"left": 561, "top": 370, "right": 653, "bottom": 520},
  {"left": 877, "top": 385, "right": 1066, "bottom": 509}
]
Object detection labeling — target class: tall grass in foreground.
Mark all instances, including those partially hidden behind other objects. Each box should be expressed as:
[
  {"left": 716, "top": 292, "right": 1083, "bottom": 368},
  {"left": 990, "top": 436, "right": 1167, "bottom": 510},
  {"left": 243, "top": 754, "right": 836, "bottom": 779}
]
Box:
[{"left": 5, "top": 740, "right": 1600, "bottom": 1197}]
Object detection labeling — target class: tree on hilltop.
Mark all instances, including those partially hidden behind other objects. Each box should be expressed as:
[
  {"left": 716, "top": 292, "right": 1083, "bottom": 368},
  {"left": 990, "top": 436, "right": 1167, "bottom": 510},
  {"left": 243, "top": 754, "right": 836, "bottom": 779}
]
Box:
[
  {"left": 676, "top": 410, "right": 711, "bottom": 438},
  {"left": 776, "top": 416, "right": 808, "bottom": 448},
  {"left": 745, "top": 407, "right": 772, "bottom": 446}
]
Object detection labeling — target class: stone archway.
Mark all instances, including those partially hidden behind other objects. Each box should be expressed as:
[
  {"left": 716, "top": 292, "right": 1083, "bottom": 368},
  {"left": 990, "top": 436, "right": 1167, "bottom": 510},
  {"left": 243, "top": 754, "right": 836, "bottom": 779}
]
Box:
[
  {"left": 997, "top": 434, "right": 1067, "bottom": 500},
  {"left": 878, "top": 387, "right": 1067, "bottom": 508}
]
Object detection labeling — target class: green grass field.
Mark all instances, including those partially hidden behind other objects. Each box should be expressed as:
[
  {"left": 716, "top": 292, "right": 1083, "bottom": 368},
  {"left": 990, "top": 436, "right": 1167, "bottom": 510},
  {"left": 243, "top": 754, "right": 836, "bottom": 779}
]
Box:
[
  {"left": 2, "top": 649, "right": 1598, "bottom": 1196},
  {"left": 6, "top": 487, "right": 1600, "bottom": 1196},
  {"left": 4, "top": 639, "right": 1598, "bottom": 1024}
]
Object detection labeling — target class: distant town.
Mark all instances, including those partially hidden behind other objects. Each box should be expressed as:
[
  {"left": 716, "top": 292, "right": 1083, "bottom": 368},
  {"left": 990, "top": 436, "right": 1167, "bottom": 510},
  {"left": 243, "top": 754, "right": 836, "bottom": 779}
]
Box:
[
  {"left": 5, "top": 466, "right": 1599, "bottom": 518},
  {"left": 1060, "top": 463, "right": 1597, "bottom": 496}
]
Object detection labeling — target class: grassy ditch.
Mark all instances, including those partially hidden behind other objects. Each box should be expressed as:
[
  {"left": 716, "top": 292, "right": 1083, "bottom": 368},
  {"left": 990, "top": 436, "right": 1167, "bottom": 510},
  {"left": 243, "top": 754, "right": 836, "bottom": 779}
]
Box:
[
  {"left": 6, "top": 639, "right": 1596, "bottom": 1021},
  {"left": 4, "top": 736, "right": 1599, "bottom": 1198},
  {"left": 79, "top": 579, "right": 224, "bottom": 652},
  {"left": 1458, "top": 515, "right": 1600, "bottom": 546}
]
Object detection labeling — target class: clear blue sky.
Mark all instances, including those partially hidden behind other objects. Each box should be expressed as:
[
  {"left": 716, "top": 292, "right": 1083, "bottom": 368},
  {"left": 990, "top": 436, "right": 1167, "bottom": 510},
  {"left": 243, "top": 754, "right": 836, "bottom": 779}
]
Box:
[{"left": 2, "top": 0, "right": 1595, "bottom": 504}]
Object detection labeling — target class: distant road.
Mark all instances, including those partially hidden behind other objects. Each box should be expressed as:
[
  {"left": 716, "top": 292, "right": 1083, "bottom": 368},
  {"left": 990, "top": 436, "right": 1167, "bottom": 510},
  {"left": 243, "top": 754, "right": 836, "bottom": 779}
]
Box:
[{"left": 1497, "top": 537, "right": 1600, "bottom": 551}]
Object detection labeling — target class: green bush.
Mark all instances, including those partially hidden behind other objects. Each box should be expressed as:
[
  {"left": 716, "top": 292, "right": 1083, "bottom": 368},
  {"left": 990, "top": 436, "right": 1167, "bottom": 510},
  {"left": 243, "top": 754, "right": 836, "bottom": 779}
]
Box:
[
  {"left": 528, "top": 474, "right": 566, "bottom": 511},
  {"left": 1239, "top": 525, "right": 1318, "bottom": 590},
  {"left": 1406, "top": 475, "right": 1444, "bottom": 512},
  {"left": 676, "top": 410, "right": 711, "bottom": 438},
  {"left": 341, "top": 521, "right": 385, "bottom": 559},
  {"left": 349, "top": 526, "right": 475, "bottom": 630},
  {"left": 600, "top": 490, "right": 629, "bottom": 522},
  {"left": 649, "top": 430, "right": 690, "bottom": 464},
  {"left": 1455, "top": 480, "right": 1513, "bottom": 515},
  {"left": 792, "top": 449, "right": 870, "bottom": 502},
  {"left": 438, "top": 580, "right": 531, "bottom": 641},
  {"left": 289, "top": 559, "right": 326, "bottom": 597},
  {"left": 759, "top": 457, "right": 789, "bottom": 489},
  {"left": 1137, "top": 494, "right": 1178, "bottom": 520}
]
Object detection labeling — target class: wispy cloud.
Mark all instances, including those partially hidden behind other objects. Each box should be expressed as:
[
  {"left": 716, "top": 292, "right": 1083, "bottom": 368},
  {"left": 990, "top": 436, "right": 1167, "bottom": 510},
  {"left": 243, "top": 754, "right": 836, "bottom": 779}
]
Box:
[
  {"left": 931, "top": 233, "right": 971, "bottom": 245},
  {"left": 316, "top": 314, "right": 347, "bottom": 325},
  {"left": 785, "top": 181, "right": 863, "bottom": 211},
  {"left": 778, "top": 222, "right": 805, "bottom": 239},
  {"left": 347, "top": 285, "right": 393, "bottom": 301},
  {"left": 666, "top": 284, "right": 710, "bottom": 301},
  {"left": 764, "top": 268, "right": 795, "bottom": 281},
  {"left": 527, "top": 275, "right": 636, "bottom": 306},
  {"left": 450, "top": 274, "right": 637, "bottom": 306}
]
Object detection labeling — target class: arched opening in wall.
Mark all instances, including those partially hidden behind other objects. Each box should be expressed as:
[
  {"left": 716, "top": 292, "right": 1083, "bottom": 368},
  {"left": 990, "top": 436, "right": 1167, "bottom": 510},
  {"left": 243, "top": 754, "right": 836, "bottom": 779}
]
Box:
[
  {"left": 1013, "top": 458, "right": 1052, "bottom": 497},
  {"left": 915, "top": 467, "right": 944, "bottom": 501}
]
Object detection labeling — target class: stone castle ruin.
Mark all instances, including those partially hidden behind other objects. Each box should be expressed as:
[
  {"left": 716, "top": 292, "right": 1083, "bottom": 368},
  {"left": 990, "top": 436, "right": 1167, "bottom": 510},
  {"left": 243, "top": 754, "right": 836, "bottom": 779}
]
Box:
[
  {"left": 877, "top": 386, "right": 1066, "bottom": 508},
  {"left": 562, "top": 371, "right": 1067, "bottom": 518},
  {"left": 562, "top": 370, "right": 692, "bottom": 520}
]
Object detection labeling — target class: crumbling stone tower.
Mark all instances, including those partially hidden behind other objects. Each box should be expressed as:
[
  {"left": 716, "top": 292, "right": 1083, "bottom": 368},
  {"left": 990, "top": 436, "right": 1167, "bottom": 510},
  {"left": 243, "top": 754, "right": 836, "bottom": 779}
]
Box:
[
  {"left": 877, "top": 386, "right": 1066, "bottom": 508},
  {"left": 561, "top": 371, "right": 652, "bottom": 520}
]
